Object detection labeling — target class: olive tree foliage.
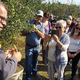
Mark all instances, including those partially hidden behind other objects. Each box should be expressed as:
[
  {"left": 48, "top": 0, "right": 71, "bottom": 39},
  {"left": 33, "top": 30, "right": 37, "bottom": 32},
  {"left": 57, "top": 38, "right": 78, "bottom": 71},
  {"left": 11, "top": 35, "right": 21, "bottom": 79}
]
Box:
[
  {"left": 0, "top": 0, "right": 79, "bottom": 48},
  {"left": 0, "top": 0, "right": 45, "bottom": 48}
]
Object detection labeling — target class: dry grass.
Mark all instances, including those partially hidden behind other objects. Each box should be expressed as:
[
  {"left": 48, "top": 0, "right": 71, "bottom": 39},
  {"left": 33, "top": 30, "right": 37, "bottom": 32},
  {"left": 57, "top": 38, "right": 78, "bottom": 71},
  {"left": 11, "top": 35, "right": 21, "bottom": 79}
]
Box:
[{"left": 12, "top": 36, "right": 79, "bottom": 80}]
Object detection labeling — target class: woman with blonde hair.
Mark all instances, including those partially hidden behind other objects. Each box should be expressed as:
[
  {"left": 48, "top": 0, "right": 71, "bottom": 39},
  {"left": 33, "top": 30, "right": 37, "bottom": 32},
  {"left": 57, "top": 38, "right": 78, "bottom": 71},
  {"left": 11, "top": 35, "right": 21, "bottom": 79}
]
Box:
[
  {"left": 64, "top": 19, "right": 72, "bottom": 33},
  {"left": 68, "top": 24, "right": 80, "bottom": 80}
]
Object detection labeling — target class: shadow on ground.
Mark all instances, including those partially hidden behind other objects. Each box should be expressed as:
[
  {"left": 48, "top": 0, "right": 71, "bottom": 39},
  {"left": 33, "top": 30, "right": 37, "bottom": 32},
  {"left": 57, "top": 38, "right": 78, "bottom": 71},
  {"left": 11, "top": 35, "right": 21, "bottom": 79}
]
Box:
[{"left": 19, "top": 58, "right": 26, "bottom": 80}]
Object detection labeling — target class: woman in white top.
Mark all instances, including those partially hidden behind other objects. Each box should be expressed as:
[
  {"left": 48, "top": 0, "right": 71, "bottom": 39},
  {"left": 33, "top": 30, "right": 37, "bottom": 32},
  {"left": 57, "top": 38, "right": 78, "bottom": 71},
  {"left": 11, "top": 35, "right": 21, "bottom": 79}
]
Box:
[
  {"left": 44, "top": 20, "right": 70, "bottom": 80},
  {"left": 68, "top": 24, "right": 80, "bottom": 80}
]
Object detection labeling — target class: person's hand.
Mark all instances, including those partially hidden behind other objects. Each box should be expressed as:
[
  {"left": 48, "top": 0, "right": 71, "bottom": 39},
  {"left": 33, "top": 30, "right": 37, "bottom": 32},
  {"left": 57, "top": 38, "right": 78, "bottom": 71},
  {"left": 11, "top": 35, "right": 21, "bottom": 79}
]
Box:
[
  {"left": 44, "top": 34, "right": 52, "bottom": 42},
  {"left": 68, "top": 53, "right": 76, "bottom": 58},
  {"left": 43, "top": 46, "right": 46, "bottom": 50},
  {"left": 71, "top": 54, "right": 76, "bottom": 58},
  {"left": 5, "top": 49, "right": 14, "bottom": 59},
  {"left": 13, "top": 52, "right": 22, "bottom": 62},
  {"left": 52, "top": 34, "right": 59, "bottom": 42},
  {"left": 20, "top": 30, "right": 27, "bottom": 36},
  {"left": 68, "top": 53, "right": 72, "bottom": 58}
]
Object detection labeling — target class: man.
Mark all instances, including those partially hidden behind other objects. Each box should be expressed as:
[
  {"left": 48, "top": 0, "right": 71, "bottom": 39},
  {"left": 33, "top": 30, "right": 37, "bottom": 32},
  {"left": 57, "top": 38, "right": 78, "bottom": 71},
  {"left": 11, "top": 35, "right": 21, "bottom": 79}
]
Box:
[
  {"left": 21, "top": 10, "right": 45, "bottom": 80},
  {"left": 66, "top": 15, "right": 72, "bottom": 21},
  {"left": 48, "top": 14, "right": 53, "bottom": 23},
  {"left": 0, "top": 2, "right": 22, "bottom": 80}
]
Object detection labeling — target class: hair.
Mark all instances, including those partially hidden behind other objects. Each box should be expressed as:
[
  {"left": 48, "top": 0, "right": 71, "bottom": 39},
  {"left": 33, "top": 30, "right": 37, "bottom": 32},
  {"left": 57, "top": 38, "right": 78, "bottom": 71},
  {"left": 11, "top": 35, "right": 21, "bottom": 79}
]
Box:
[
  {"left": 66, "top": 19, "right": 72, "bottom": 25},
  {"left": 70, "top": 24, "right": 80, "bottom": 39},
  {"left": 56, "top": 20, "right": 66, "bottom": 28},
  {"left": 0, "top": 2, "right": 8, "bottom": 11},
  {"left": 72, "top": 17, "right": 76, "bottom": 21},
  {"left": 44, "top": 12, "right": 50, "bottom": 18},
  {"left": 51, "top": 19, "right": 57, "bottom": 24}
]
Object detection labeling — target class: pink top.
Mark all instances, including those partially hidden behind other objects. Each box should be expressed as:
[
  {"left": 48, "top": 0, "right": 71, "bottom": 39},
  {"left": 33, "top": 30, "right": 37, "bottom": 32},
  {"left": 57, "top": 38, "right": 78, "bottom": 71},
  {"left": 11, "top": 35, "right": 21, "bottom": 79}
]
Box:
[{"left": 44, "top": 22, "right": 51, "bottom": 33}]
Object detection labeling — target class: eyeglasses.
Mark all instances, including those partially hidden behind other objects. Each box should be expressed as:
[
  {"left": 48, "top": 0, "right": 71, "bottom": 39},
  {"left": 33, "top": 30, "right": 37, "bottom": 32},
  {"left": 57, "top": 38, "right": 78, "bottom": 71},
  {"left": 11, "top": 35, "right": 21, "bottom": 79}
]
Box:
[
  {"left": 56, "top": 26, "right": 62, "bottom": 29},
  {"left": 0, "top": 16, "right": 7, "bottom": 25},
  {"left": 51, "top": 24, "right": 56, "bottom": 26},
  {"left": 44, "top": 15, "right": 49, "bottom": 18},
  {"left": 76, "top": 27, "right": 80, "bottom": 30}
]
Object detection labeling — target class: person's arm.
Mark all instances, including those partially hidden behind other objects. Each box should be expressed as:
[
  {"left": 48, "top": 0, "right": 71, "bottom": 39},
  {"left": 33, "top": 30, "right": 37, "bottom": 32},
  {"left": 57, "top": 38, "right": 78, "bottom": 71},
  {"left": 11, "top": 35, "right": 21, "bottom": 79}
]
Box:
[
  {"left": 36, "top": 30, "right": 44, "bottom": 39},
  {"left": 33, "top": 24, "right": 45, "bottom": 39},
  {"left": 3, "top": 56, "right": 18, "bottom": 80},
  {"left": 60, "top": 44, "right": 69, "bottom": 51},
  {"left": 0, "top": 50, "right": 21, "bottom": 80},
  {"left": 0, "top": 51, "right": 17, "bottom": 80},
  {"left": 20, "top": 30, "right": 27, "bottom": 36},
  {"left": 43, "top": 34, "right": 52, "bottom": 46},
  {"left": 71, "top": 48, "right": 80, "bottom": 58},
  {"left": 52, "top": 34, "right": 63, "bottom": 49},
  {"left": 74, "top": 44, "right": 80, "bottom": 55},
  {"left": 69, "top": 43, "right": 80, "bottom": 58},
  {"left": 52, "top": 34, "right": 70, "bottom": 50}
]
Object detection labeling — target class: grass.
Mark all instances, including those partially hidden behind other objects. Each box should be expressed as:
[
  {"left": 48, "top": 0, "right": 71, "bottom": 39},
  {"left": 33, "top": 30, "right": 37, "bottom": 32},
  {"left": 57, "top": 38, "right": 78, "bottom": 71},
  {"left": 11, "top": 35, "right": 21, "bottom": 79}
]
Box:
[{"left": 11, "top": 36, "right": 79, "bottom": 80}]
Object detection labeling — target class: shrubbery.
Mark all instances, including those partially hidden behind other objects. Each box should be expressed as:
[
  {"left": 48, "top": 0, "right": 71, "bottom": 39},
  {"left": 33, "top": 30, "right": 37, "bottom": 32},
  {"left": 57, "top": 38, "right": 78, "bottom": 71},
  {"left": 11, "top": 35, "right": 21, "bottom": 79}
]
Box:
[{"left": 0, "top": 0, "right": 79, "bottom": 49}]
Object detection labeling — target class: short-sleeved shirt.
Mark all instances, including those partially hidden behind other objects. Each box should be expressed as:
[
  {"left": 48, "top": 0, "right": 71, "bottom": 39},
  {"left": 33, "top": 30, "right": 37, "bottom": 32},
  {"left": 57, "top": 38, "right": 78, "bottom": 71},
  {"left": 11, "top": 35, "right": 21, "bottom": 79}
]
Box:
[{"left": 26, "top": 19, "right": 45, "bottom": 46}]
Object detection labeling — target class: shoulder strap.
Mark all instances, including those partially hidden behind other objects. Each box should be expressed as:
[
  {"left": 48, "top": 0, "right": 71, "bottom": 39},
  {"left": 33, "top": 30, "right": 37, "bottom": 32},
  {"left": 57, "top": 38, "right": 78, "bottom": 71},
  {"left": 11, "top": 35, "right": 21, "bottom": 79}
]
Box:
[
  {"left": 48, "top": 22, "right": 50, "bottom": 29},
  {"left": 48, "top": 29, "right": 51, "bottom": 35}
]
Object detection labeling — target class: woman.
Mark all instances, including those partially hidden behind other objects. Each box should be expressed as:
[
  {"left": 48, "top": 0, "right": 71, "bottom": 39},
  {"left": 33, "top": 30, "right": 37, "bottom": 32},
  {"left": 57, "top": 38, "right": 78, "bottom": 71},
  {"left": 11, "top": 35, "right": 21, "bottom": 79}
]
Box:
[
  {"left": 42, "top": 12, "right": 51, "bottom": 33},
  {"left": 41, "top": 12, "right": 51, "bottom": 64},
  {"left": 68, "top": 24, "right": 80, "bottom": 80},
  {"left": 43, "top": 20, "right": 57, "bottom": 65},
  {"left": 43, "top": 20, "right": 70, "bottom": 80},
  {"left": 64, "top": 19, "right": 72, "bottom": 34}
]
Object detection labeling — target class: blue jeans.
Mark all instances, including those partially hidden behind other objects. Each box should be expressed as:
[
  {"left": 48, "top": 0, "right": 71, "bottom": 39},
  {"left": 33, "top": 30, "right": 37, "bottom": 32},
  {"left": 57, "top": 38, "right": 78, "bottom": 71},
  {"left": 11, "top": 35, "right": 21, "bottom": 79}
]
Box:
[{"left": 25, "top": 45, "right": 40, "bottom": 80}]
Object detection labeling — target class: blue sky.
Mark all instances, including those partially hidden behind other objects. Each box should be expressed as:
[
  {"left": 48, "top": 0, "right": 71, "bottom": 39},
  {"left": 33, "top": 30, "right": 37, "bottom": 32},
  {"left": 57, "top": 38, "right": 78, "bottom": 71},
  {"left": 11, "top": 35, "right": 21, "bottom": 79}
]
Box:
[{"left": 44, "top": 0, "right": 80, "bottom": 5}]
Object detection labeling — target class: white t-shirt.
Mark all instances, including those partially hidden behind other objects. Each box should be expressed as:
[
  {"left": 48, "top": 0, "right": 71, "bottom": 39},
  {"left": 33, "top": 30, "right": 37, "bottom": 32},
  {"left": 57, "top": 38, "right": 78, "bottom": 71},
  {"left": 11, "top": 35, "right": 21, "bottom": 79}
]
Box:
[
  {"left": 69, "top": 37, "right": 80, "bottom": 52},
  {"left": 48, "top": 38, "right": 56, "bottom": 61}
]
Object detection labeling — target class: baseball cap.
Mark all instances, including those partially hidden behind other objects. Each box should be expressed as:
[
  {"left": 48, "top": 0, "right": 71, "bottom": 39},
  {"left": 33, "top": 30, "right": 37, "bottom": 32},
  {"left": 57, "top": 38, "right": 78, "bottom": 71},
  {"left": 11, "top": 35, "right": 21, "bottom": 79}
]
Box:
[
  {"left": 36, "top": 10, "right": 43, "bottom": 17},
  {"left": 50, "top": 14, "right": 53, "bottom": 17},
  {"left": 66, "top": 15, "right": 72, "bottom": 20}
]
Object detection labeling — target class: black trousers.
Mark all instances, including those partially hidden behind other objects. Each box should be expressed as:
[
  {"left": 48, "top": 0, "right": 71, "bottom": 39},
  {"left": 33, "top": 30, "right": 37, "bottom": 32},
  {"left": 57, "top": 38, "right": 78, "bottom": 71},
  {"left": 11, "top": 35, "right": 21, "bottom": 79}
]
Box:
[{"left": 68, "top": 52, "right": 80, "bottom": 77}]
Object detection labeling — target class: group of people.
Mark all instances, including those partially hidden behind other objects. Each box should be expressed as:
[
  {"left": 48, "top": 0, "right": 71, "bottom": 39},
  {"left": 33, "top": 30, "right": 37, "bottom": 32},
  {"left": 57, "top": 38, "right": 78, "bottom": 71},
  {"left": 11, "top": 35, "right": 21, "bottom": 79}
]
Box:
[
  {"left": 21, "top": 9, "right": 80, "bottom": 80},
  {"left": 0, "top": 1, "right": 80, "bottom": 80}
]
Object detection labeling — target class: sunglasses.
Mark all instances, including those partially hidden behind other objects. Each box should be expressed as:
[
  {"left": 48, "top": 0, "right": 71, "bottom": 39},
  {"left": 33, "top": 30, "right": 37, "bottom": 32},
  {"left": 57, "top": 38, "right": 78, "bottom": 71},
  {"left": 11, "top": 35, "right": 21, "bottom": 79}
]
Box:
[
  {"left": 51, "top": 24, "right": 56, "bottom": 26},
  {"left": 44, "top": 15, "right": 49, "bottom": 18},
  {"left": 56, "top": 26, "right": 62, "bottom": 29},
  {"left": 76, "top": 27, "right": 80, "bottom": 30}
]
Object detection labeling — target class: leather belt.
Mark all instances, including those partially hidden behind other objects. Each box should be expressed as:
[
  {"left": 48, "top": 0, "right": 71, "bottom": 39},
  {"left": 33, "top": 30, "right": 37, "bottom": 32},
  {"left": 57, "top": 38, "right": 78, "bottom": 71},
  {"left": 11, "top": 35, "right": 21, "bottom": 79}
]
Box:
[{"left": 26, "top": 43, "right": 39, "bottom": 48}]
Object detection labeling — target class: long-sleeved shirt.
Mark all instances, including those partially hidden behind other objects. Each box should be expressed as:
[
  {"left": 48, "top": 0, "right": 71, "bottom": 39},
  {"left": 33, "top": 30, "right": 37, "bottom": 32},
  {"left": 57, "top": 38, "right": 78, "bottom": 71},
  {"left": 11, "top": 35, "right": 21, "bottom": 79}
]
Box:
[{"left": 0, "top": 49, "right": 17, "bottom": 80}]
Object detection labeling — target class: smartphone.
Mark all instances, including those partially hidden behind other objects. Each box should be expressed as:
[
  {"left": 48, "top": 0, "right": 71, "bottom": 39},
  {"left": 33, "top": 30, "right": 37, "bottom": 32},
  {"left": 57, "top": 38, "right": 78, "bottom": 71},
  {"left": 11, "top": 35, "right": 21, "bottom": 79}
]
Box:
[{"left": 51, "top": 30, "right": 59, "bottom": 37}]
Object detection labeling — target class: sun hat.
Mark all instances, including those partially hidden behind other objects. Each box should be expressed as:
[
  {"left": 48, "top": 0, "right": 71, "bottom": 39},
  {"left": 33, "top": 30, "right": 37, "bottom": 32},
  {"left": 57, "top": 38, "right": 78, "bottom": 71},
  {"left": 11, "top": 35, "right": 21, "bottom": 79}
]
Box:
[{"left": 36, "top": 10, "right": 43, "bottom": 17}]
